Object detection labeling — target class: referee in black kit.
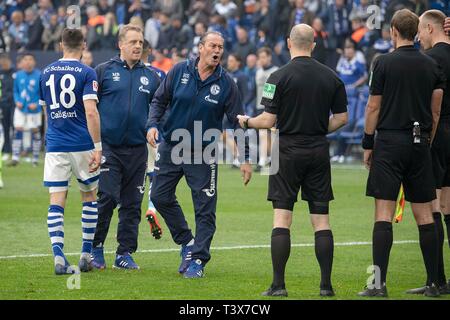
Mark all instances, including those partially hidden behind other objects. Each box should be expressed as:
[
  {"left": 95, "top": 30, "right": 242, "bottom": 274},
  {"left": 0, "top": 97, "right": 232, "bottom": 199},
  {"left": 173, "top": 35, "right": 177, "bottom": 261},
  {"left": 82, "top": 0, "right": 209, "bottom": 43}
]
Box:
[
  {"left": 359, "top": 9, "right": 445, "bottom": 297},
  {"left": 238, "top": 24, "right": 348, "bottom": 297},
  {"left": 406, "top": 9, "right": 450, "bottom": 295}
]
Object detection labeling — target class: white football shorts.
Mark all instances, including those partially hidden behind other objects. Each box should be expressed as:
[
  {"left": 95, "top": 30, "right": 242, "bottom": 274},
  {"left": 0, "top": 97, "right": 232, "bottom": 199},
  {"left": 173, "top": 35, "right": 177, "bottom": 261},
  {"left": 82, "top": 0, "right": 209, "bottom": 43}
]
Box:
[
  {"left": 14, "top": 109, "right": 42, "bottom": 130},
  {"left": 44, "top": 150, "right": 99, "bottom": 193}
]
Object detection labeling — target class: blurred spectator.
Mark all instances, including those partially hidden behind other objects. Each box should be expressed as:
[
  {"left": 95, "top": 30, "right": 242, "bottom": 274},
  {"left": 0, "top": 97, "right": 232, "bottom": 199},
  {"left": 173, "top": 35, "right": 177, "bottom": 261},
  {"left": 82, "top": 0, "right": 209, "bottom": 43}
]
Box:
[
  {"left": 171, "top": 50, "right": 186, "bottom": 65},
  {"left": 227, "top": 53, "right": 249, "bottom": 105},
  {"left": 209, "top": 14, "right": 232, "bottom": 50},
  {"left": 0, "top": 53, "right": 15, "bottom": 156},
  {"left": 289, "top": 0, "right": 314, "bottom": 30},
  {"left": 232, "top": 26, "right": 256, "bottom": 61},
  {"left": 336, "top": 38, "right": 367, "bottom": 90},
  {"left": 312, "top": 17, "right": 329, "bottom": 65},
  {"left": 214, "top": 0, "right": 238, "bottom": 19},
  {"left": 81, "top": 50, "right": 94, "bottom": 67},
  {"left": 8, "top": 10, "right": 28, "bottom": 51},
  {"left": 87, "top": 5, "right": 105, "bottom": 28},
  {"left": 186, "top": 0, "right": 213, "bottom": 27},
  {"left": 276, "top": 0, "right": 292, "bottom": 38},
  {"left": 42, "top": 14, "right": 64, "bottom": 51},
  {"left": 253, "top": 0, "right": 273, "bottom": 41},
  {"left": 243, "top": 53, "right": 257, "bottom": 116},
  {"left": 0, "top": 33, "right": 6, "bottom": 53},
  {"left": 56, "top": 6, "right": 66, "bottom": 25},
  {"left": 350, "top": 16, "right": 370, "bottom": 50},
  {"left": 272, "top": 40, "right": 290, "bottom": 66},
  {"left": 255, "top": 27, "right": 270, "bottom": 49},
  {"left": 144, "top": 8, "right": 160, "bottom": 49},
  {"left": 127, "top": 0, "right": 144, "bottom": 22},
  {"left": 25, "top": 7, "right": 44, "bottom": 50},
  {"left": 324, "top": 0, "right": 352, "bottom": 52},
  {"left": 151, "top": 48, "right": 173, "bottom": 73},
  {"left": 157, "top": 0, "right": 183, "bottom": 20},
  {"left": 304, "top": 0, "right": 323, "bottom": 15},
  {"left": 115, "top": 0, "right": 128, "bottom": 25},
  {"left": 189, "top": 21, "right": 206, "bottom": 59},
  {"left": 255, "top": 47, "right": 278, "bottom": 170},
  {"left": 332, "top": 37, "right": 368, "bottom": 163},
  {"left": 171, "top": 16, "right": 193, "bottom": 55},
  {"left": 98, "top": 0, "right": 112, "bottom": 16},
  {"left": 156, "top": 12, "right": 174, "bottom": 52},
  {"left": 372, "top": 23, "right": 393, "bottom": 54},
  {"left": 100, "top": 12, "right": 119, "bottom": 50},
  {"left": 38, "top": 0, "right": 54, "bottom": 29},
  {"left": 350, "top": 0, "right": 371, "bottom": 21}
]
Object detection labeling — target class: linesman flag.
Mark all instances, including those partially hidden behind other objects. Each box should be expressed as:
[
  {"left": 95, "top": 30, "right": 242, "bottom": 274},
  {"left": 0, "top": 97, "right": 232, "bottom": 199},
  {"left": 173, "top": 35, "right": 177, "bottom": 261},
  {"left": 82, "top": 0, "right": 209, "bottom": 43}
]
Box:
[{"left": 395, "top": 185, "right": 405, "bottom": 223}]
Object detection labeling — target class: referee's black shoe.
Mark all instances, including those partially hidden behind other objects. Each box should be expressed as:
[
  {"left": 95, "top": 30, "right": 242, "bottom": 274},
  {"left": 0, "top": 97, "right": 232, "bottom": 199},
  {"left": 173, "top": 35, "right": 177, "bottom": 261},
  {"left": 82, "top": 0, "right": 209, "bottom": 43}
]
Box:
[
  {"left": 406, "top": 283, "right": 449, "bottom": 295},
  {"left": 320, "top": 288, "right": 335, "bottom": 297},
  {"left": 423, "top": 284, "right": 441, "bottom": 298},
  {"left": 357, "top": 284, "right": 388, "bottom": 297},
  {"left": 261, "top": 286, "right": 288, "bottom": 297}
]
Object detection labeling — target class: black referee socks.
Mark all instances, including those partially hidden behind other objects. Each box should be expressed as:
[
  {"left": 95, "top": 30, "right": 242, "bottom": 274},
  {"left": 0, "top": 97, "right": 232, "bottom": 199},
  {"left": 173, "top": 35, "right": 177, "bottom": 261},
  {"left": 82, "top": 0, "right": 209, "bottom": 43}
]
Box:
[
  {"left": 314, "top": 230, "right": 334, "bottom": 290},
  {"left": 444, "top": 214, "right": 450, "bottom": 249},
  {"left": 271, "top": 228, "right": 290, "bottom": 289},
  {"left": 432, "top": 212, "right": 447, "bottom": 286},
  {"left": 372, "top": 221, "right": 393, "bottom": 285},
  {"left": 418, "top": 223, "right": 439, "bottom": 286}
]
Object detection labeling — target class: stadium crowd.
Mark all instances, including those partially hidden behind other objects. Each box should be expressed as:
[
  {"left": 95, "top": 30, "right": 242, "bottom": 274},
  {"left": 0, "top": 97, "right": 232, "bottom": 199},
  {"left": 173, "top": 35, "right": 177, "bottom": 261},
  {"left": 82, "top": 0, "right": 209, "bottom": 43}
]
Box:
[{"left": 1, "top": 0, "right": 450, "bottom": 167}]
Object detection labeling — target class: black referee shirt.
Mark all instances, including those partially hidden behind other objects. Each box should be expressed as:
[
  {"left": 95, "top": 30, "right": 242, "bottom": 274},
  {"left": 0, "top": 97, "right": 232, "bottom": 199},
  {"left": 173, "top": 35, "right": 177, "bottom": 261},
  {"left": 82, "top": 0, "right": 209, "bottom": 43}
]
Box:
[
  {"left": 426, "top": 42, "right": 450, "bottom": 120},
  {"left": 370, "top": 45, "right": 446, "bottom": 132},
  {"left": 260, "top": 56, "right": 347, "bottom": 136}
]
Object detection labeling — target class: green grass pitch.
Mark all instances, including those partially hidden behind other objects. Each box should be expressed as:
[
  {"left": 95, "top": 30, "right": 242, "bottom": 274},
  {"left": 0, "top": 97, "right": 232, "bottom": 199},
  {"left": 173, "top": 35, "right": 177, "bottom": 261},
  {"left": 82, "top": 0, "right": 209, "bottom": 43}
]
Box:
[{"left": 0, "top": 162, "right": 449, "bottom": 300}]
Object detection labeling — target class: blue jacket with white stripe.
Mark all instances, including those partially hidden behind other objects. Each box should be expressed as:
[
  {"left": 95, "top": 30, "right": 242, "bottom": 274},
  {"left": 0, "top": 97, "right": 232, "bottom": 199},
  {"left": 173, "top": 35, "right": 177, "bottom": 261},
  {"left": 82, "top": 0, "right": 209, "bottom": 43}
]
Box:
[
  {"left": 96, "top": 56, "right": 160, "bottom": 147},
  {"left": 147, "top": 58, "right": 244, "bottom": 146}
]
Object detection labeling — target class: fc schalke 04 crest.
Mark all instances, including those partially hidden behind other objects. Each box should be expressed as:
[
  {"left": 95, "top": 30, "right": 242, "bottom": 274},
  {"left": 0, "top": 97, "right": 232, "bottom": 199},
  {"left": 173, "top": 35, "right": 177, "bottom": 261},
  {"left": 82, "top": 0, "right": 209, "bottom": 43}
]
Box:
[
  {"left": 140, "top": 76, "right": 149, "bottom": 85},
  {"left": 210, "top": 84, "right": 220, "bottom": 95}
]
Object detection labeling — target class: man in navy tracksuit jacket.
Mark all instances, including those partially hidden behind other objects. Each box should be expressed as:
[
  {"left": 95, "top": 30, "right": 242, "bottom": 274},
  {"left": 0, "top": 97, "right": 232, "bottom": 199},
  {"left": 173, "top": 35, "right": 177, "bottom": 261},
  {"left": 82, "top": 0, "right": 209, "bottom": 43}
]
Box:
[
  {"left": 147, "top": 31, "right": 253, "bottom": 278},
  {"left": 91, "top": 25, "right": 160, "bottom": 270}
]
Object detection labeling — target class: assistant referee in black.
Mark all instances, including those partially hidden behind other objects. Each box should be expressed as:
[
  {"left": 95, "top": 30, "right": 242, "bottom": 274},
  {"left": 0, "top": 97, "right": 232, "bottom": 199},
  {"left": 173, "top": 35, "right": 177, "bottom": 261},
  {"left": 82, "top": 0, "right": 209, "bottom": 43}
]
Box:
[
  {"left": 359, "top": 9, "right": 445, "bottom": 297},
  {"left": 406, "top": 9, "right": 450, "bottom": 295},
  {"left": 238, "top": 24, "right": 348, "bottom": 297}
]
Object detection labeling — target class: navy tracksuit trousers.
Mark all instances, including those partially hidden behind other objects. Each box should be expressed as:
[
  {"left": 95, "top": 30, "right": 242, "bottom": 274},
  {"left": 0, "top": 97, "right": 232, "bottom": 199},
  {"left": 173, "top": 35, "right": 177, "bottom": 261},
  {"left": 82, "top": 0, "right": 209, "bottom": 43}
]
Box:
[
  {"left": 93, "top": 143, "right": 147, "bottom": 255},
  {"left": 151, "top": 141, "right": 218, "bottom": 263}
]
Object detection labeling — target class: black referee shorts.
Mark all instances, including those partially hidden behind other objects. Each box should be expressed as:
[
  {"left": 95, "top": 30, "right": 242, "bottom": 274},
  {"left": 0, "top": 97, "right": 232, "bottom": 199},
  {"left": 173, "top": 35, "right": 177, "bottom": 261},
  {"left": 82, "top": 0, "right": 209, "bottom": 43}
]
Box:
[
  {"left": 431, "top": 119, "right": 450, "bottom": 189},
  {"left": 268, "top": 135, "right": 333, "bottom": 212},
  {"left": 366, "top": 131, "right": 436, "bottom": 203}
]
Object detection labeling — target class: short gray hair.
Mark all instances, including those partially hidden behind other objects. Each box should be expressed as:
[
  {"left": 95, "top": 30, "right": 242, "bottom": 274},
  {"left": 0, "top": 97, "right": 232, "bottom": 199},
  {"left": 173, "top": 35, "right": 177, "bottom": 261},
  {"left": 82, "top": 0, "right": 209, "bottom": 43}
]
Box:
[{"left": 199, "top": 31, "right": 224, "bottom": 46}]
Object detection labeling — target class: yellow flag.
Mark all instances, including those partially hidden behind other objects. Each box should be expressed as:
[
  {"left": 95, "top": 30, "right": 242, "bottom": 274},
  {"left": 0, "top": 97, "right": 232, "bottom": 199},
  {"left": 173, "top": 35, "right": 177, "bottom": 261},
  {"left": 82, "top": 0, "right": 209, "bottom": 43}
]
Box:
[{"left": 395, "top": 185, "right": 405, "bottom": 223}]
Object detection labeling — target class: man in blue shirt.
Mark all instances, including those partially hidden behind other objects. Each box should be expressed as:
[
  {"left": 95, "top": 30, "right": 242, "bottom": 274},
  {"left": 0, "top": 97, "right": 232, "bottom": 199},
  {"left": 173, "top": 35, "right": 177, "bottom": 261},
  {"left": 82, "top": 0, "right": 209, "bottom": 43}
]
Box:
[
  {"left": 147, "top": 31, "right": 252, "bottom": 278},
  {"left": 39, "top": 28, "right": 101, "bottom": 275},
  {"left": 91, "top": 25, "right": 161, "bottom": 270},
  {"left": 11, "top": 53, "right": 41, "bottom": 166}
]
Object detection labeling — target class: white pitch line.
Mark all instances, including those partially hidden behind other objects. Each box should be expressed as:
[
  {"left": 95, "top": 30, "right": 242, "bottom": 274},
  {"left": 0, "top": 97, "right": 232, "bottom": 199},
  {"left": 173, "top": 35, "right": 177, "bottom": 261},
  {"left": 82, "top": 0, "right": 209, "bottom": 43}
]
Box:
[{"left": 0, "top": 240, "right": 420, "bottom": 260}]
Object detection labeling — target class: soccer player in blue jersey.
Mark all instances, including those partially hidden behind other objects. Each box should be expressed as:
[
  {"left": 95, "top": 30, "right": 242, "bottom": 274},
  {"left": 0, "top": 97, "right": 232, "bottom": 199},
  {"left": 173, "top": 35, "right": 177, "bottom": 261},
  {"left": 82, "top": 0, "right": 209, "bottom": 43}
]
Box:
[
  {"left": 39, "top": 28, "right": 101, "bottom": 275},
  {"left": 11, "top": 53, "right": 41, "bottom": 166}
]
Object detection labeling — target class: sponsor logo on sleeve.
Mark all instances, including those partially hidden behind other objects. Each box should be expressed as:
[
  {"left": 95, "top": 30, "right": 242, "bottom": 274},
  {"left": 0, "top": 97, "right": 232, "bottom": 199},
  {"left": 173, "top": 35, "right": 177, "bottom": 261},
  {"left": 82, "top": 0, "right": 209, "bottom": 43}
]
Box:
[{"left": 262, "top": 83, "right": 276, "bottom": 100}]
